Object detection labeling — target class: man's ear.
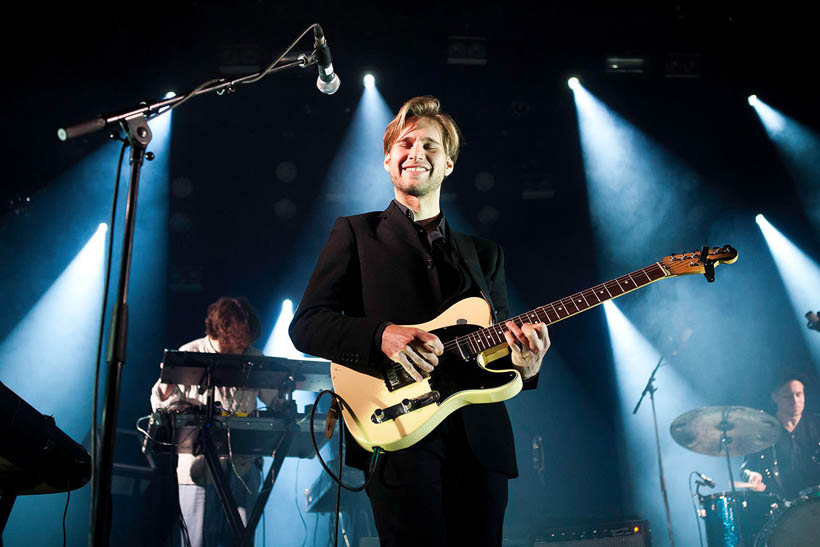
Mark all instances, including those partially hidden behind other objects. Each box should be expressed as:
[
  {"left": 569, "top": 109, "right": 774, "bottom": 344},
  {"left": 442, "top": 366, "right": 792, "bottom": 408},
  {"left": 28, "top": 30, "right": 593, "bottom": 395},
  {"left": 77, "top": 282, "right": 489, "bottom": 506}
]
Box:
[
  {"left": 384, "top": 153, "right": 391, "bottom": 172},
  {"left": 444, "top": 157, "right": 454, "bottom": 177}
]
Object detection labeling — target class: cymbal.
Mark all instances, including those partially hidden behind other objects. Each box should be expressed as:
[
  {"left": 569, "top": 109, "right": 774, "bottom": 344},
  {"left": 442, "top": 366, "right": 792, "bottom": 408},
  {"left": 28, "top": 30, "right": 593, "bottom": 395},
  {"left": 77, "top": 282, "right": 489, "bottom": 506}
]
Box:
[{"left": 670, "top": 406, "right": 781, "bottom": 457}]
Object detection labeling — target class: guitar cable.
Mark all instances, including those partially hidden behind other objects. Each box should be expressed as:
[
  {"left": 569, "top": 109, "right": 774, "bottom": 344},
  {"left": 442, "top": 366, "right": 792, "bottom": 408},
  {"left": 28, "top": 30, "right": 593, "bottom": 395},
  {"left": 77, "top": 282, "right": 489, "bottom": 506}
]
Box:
[
  {"left": 310, "top": 390, "right": 383, "bottom": 547},
  {"left": 89, "top": 137, "right": 127, "bottom": 532},
  {"left": 688, "top": 472, "right": 705, "bottom": 547}
]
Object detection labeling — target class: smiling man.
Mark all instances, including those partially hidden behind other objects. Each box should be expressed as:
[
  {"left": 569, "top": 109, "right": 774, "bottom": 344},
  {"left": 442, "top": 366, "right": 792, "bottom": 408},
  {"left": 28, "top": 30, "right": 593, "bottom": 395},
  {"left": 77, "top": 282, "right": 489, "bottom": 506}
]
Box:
[{"left": 289, "top": 96, "right": 550, "bottom": 546}]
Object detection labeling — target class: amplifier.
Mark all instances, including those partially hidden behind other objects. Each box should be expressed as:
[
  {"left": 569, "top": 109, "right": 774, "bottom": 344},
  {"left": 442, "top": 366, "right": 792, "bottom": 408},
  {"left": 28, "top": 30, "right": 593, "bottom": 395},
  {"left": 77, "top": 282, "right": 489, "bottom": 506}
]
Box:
[{"left": 534, "top": 519, "right": 650, "bottom": 546}]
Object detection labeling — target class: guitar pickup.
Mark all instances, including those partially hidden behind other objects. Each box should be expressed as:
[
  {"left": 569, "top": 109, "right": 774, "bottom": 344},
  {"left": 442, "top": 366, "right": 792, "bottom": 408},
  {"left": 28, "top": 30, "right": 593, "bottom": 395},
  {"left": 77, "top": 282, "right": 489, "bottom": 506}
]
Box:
[
  {"left": 371, "top": 391, "right": 440, "bottom": 424},
  {"left": 383, "top": 362, "right": 425, "bottom": 392}
]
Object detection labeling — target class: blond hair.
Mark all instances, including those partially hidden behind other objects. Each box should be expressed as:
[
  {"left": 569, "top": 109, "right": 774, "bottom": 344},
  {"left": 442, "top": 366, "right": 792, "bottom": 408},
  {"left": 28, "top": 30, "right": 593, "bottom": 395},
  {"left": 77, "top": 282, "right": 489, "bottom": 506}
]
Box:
[{"left": 383, "top": 96, "right": 462, "bottom": 162}]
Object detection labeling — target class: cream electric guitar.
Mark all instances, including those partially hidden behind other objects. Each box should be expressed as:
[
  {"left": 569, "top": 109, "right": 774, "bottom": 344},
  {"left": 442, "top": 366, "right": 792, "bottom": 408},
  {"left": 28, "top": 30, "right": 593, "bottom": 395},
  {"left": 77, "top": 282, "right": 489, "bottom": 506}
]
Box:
[{"left": 331, "top": 246, "right": 738, "bottom": 453}]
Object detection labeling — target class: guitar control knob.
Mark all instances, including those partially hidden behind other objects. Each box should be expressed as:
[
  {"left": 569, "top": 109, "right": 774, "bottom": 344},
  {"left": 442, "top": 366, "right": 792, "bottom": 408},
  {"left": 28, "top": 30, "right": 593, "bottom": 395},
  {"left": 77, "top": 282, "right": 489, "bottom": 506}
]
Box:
[{"left": 401, "top": 399, "right": 411, "bottom": 412}]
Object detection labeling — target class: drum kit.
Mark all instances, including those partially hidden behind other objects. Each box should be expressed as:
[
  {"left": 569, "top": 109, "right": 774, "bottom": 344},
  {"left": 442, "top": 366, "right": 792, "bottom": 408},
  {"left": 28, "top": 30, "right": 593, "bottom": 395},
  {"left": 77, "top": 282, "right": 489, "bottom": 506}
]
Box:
[{"left": 670, "top": 406, "right": 820, "bottom": 546}]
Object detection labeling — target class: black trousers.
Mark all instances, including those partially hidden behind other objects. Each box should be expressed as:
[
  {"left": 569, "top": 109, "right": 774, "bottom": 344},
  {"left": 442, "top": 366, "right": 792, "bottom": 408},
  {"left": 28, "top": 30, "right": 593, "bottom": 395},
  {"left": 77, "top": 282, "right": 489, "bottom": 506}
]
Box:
[{"left": 365, "top": 412, "right": 509, "bottom": 547}]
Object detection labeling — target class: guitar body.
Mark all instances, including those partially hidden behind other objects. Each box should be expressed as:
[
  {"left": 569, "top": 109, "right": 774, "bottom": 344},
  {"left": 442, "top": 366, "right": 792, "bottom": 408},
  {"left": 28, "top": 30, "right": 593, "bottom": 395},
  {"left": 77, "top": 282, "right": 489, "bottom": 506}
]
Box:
[{"left": 330, "top": 297, "right": 523, "bottom": 453}]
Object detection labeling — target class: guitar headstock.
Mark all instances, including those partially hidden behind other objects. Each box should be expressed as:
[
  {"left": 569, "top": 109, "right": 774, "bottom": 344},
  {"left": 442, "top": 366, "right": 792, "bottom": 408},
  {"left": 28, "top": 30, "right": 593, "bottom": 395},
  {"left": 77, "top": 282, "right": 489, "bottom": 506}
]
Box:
[{"left": 661, "top": 245, "right": 738, "bottom": 279}]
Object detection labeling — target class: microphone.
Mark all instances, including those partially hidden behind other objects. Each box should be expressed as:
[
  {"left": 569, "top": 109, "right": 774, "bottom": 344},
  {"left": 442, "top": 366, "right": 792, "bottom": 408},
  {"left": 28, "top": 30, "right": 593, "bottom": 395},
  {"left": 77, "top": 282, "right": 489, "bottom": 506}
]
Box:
[
  {"left": 806, "top": 311, "right": 820, "bottom": 331},
  {"left": 694, "top": 471, "right": 716, "bottom": 488},
  {"left": 313, "top": 25, "right": 340, "bottom": 95}
]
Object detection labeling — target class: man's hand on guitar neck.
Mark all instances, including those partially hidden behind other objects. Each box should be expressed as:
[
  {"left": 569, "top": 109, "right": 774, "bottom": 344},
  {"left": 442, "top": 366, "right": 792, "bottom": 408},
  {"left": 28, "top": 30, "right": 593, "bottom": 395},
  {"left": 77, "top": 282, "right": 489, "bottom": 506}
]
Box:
[
  {"left": 381, "top": 325, "right": 444, "bottom": 382},
  {"left": 504, "top": 321, "right": 550, "bottom": 380}
]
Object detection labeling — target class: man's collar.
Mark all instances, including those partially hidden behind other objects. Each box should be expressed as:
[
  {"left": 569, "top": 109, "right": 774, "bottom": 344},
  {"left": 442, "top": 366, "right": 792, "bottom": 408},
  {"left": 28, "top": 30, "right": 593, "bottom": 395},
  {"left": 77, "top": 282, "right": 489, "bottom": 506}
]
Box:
[{"left": 391, "top": 199, "right": 446, "bottom": 237}]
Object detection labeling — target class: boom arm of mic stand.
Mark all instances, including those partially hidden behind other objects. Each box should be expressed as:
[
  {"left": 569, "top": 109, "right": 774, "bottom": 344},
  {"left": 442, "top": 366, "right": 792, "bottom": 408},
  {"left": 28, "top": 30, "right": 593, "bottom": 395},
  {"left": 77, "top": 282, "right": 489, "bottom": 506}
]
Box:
[
  {"left": 633, "top": 354, "right": 664, "bottom": 415},
  {"left": 57, "top": 57, "right": 313, "bottom": 142}
]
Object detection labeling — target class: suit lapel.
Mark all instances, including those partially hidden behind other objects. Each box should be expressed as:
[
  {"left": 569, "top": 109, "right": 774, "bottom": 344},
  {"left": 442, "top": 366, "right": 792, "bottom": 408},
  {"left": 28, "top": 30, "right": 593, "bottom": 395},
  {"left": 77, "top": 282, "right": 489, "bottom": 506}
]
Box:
[{"left": 378, "top": 202, "right": 427, "bottom": 253}]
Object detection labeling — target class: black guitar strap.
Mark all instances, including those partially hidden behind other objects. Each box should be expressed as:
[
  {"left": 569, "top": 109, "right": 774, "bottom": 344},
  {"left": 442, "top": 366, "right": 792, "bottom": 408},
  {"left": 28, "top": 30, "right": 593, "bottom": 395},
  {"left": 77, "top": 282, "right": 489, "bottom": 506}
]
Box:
[{"left": 449, "top": 229, "right": 499, "bottom": 322}]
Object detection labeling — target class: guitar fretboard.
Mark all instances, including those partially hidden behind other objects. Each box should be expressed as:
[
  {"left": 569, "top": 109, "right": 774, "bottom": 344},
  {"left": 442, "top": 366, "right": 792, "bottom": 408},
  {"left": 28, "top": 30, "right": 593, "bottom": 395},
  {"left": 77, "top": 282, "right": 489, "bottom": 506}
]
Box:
[{"left": 448, "top": 262, "right": 668, "bottom": 358}]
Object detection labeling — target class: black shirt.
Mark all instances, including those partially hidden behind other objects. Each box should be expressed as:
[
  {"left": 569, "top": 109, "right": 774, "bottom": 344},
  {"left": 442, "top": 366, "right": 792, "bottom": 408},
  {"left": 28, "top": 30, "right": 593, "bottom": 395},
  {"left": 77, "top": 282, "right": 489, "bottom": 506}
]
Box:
[
  {"left": 741, "top": 412, "right": 820, "bottom": 499},
  {"left": 372, "top": 200, "right": 479, "bottom": 351}
]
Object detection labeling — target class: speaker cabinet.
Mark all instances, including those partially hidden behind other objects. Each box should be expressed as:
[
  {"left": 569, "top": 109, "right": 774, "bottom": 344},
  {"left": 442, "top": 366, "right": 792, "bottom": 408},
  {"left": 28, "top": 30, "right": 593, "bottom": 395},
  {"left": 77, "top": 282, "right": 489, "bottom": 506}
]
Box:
[{"left": 533, "top": 519, "right": 650, "bottom": 546}]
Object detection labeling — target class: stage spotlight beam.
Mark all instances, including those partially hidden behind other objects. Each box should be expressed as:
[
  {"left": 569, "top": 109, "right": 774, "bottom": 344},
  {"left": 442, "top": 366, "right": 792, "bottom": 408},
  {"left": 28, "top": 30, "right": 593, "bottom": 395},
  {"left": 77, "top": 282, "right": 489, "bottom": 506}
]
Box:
[
  {"left": 0, "top": 224, "right": 107, "bottom": 435},
  {"left": 756, "top": 214, "right": 820, "bottom": 366},
  {"left": 603, "top": 301, "right": 726, "bottom": 547},
  {"left": 750, "top": 96, "right": 820, "bottom": 233},
  {"left": 263, "top": 298, "right": 305, "bottom": 359}
]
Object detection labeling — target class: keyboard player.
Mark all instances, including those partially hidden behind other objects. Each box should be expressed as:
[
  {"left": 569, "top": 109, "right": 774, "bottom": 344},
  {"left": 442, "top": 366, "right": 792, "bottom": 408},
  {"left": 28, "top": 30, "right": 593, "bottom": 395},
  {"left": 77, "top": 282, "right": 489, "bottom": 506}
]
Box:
[{"left": 149, "top": 296, "right": 279, "bottom": 547}]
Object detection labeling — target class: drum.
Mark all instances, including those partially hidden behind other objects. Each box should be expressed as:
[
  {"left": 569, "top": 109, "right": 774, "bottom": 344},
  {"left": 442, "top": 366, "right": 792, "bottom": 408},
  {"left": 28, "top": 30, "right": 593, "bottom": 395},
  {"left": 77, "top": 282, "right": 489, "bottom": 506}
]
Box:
[
  {"left": 701, "top": 491, "right": 780, "bottom": 547},
  {"left": 763, "top": 485, "right": 820, "bottom": 546}
]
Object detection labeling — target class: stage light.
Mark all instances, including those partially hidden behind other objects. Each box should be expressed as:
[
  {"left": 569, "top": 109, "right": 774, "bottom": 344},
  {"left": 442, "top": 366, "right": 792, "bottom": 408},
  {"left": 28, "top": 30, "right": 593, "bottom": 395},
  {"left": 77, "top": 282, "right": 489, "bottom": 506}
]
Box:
[
  {"left": 568, "top": 77, "right": 580, "bottom": 90},
  {"left": 665, "top": 52, "right": 701, "bottom": 78},
  {"left": 747, "top": 94, "right": 758, "bottom": 106},
  {"left": 605, "top": 56, "right": 646, "bottom": 74},
  {"left": 164, "top": 91, "right": 177, "bottom": 99},
  {"left": 363, "top": 73, "right": 375, "bottom": 88},
  {"left": 755, "top": 213, "right": 764, "bottom": 225},
  {"left": 447, "top": 35, "right": 487, "bottom": 65}
]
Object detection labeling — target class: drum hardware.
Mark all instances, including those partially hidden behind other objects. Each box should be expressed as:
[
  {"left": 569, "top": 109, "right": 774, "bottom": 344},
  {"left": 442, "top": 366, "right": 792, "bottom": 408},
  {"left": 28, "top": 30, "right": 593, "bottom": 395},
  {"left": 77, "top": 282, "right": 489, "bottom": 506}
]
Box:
[
  {"left": 691, "top": 470, "right": 718, "bottom": 547},
  {"left": 805, "top": 310, "right": 820, "bottom": 331},
  {"left": 698, "top": 491, "right": 781, "bottom": 547},
  {"left": 756, "top": 484, "right": 820, "bottom": 547},
  {"left": 672, "top": 406, "right": 781, "bottom": 546},
  {"left": 670, "top": 406, "right": 781, "bottom": 458}
]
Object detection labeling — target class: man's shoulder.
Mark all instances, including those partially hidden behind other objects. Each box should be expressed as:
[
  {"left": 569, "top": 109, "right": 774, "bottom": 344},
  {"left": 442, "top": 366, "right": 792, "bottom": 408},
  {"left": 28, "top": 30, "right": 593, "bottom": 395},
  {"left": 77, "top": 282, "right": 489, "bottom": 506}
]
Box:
[
  {"left": 803, "top": 411, "right": 820, "bottom": 428},
  {"left": 449, "top": 228, "right": 502, "bottom": 255},
  {"left": 336, "top": 203, "right": 401, "bottom": 233},
  {"left": 341, "top": 210, "right": 385, "bottom": 225},
  {"left": 178, "top": 336, "right": 211, "bottom": 352}
]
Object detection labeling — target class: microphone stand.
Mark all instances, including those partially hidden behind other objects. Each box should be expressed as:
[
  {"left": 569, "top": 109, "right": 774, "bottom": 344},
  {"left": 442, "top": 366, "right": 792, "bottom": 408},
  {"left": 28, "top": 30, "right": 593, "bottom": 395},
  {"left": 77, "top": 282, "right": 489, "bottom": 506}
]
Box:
[
  {"left": 633, "top": 355, "right": 675, "bottom": 547},
  {"left": 58, "top": 45, "right": 319, "bottom": 547},
  {"left": 718, "top": 408, "right": 747, "bottom": 546}
]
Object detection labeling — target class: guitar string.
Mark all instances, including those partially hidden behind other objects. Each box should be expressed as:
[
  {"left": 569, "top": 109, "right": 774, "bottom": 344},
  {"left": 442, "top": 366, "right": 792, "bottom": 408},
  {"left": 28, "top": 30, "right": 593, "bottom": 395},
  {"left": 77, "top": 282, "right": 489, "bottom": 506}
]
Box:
[{"left": 439, "top": 263, "right": 667, "bottom": 354}]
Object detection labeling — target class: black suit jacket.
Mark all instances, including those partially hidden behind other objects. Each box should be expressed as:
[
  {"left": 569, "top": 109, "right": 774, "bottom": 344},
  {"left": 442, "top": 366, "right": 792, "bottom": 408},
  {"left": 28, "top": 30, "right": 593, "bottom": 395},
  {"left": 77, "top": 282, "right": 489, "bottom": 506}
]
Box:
[{"left": 289, "top": 201, "right": 535, "bottom": 476}]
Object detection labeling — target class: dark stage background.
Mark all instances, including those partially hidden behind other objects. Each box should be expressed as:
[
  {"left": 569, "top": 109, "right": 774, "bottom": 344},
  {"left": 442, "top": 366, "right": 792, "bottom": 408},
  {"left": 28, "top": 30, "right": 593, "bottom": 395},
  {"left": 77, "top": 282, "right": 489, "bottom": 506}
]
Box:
[{"left": 2, "top": 2, "right": 819, "bottom": 546}]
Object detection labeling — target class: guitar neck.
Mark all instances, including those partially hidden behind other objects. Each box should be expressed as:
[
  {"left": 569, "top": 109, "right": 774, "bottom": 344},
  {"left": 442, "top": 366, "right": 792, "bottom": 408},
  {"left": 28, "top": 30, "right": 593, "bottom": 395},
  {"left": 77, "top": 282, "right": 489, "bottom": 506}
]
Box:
[{"left": 457, "top": 262, "right": 670, "bottom": 358}]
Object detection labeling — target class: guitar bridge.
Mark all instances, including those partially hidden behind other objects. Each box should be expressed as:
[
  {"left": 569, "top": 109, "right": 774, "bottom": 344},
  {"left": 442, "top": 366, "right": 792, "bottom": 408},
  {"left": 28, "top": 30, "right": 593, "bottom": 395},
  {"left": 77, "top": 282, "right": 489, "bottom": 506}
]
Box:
[{"left": 371, "top": 391, "right": 440, "bottom": 424}]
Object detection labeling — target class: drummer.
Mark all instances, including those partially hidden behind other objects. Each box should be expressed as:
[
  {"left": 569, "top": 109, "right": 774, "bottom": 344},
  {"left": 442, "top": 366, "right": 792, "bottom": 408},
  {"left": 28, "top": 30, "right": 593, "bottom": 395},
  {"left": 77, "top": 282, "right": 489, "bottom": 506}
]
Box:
[{"left": 742, "top": 371, "right": 820, "bottom": 499}]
